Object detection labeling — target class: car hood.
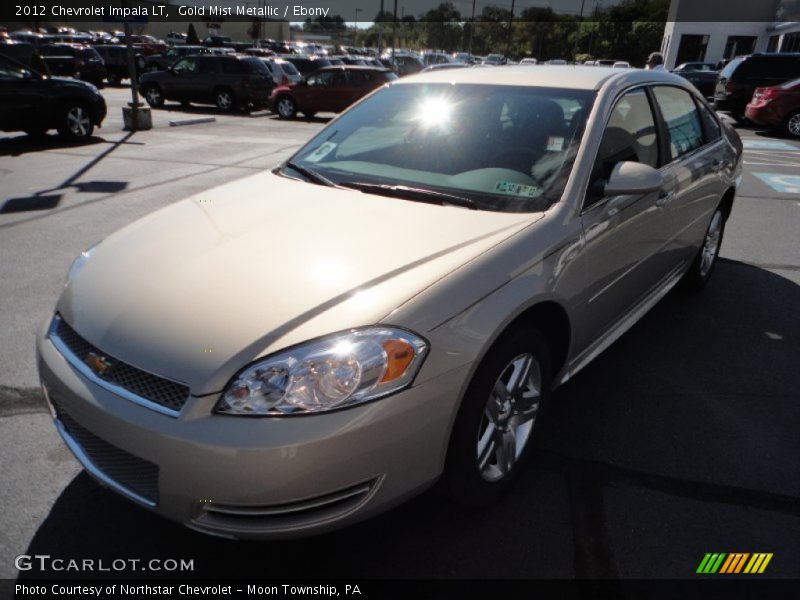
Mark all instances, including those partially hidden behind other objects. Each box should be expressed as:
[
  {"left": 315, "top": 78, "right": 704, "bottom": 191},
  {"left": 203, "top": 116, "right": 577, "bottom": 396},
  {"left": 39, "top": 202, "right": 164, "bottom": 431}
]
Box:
[{"left": 58, "top": 171, "right": 540, "bottom": 395}]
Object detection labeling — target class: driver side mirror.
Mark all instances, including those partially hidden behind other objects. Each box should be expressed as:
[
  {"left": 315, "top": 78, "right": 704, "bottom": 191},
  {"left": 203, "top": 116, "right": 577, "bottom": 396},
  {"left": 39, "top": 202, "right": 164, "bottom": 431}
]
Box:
[
  {"left": 168, "top": 66, "right": 179, "bottom": 75},
  {"left": 603, "top": 161, "right": 663, "bottom": 196}
]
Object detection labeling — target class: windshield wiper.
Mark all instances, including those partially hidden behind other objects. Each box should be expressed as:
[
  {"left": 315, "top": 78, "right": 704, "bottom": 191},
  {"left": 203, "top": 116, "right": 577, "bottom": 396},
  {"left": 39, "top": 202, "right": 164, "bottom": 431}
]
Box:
[
  {"left": 283, "top": 161, "right": 338, "bottom": 187},
  {"left": 339, "top": 182, "right": 477, "bottom": 210}
]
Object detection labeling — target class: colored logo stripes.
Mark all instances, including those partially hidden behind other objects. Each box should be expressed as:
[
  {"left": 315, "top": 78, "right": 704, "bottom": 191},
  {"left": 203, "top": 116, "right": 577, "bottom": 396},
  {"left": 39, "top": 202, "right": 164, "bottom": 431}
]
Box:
[{"left": 696, "top": 553, "right": 773, "bottom": 574}]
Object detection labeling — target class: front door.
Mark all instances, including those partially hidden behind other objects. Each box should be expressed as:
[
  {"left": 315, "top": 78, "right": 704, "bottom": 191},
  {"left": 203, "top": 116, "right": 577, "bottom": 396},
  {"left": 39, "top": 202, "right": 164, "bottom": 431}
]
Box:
[{"left": 573, "top": 86, "right": 678, "bottom": 354}]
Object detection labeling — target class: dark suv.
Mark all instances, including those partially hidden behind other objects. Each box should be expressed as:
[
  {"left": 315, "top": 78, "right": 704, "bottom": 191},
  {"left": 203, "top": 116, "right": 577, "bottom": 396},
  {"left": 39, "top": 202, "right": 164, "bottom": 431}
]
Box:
[
  {"left": 714, "top": 53, "right": 800, "bottom": 121},
  {"left": 93, "top": 44, "right": 146, "bottom": 86},
  {"left": 138, "top": 54, "right": 274, "bottom": 112},
  {"left": 39, "top": 43, "right": 106, "bottom": 86},
  {"left": 0, "top": 53, "right": 106, "bottom": 139}
]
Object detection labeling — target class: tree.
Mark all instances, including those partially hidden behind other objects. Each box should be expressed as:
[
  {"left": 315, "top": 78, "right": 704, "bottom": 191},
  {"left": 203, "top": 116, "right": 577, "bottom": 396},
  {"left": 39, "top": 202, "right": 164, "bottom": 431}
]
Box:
[{"left": 186, "top": 23, "right": 200, "bottom": 45}]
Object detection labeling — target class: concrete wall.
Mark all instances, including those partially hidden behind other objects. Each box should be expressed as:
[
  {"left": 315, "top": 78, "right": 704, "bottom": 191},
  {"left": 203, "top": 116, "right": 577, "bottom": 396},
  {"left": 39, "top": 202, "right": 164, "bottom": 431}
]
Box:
[{"left": 662, "top": 21, "right": 772, "bottom": 68}]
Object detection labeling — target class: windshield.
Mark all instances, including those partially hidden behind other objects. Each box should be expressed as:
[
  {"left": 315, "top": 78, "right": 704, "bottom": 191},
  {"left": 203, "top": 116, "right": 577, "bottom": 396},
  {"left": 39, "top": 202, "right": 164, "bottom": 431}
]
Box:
[{"left": 284, "top": 83, "right": 594, "bottom": 213}]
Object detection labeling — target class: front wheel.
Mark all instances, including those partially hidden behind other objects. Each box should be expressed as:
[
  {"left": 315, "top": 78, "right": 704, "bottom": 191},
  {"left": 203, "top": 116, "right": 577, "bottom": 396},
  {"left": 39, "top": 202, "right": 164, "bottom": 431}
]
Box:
[
  {"left": 682, "top": 205, "right": 725, "bottom": 290},
  {"left": 443, "top": 328, "right": 551, "bottom": 507},
  {"left": 215, "top": 88, "right": 235, "bottom": 112},
  {"left": 275, "top": 96, "right": 297, "bottom": 119},
  {"left": 142, "top": 84, "right": 164, "bottom": 108},
  {"left": 57, "top": 104, "right": 94, "bottom": 140}
]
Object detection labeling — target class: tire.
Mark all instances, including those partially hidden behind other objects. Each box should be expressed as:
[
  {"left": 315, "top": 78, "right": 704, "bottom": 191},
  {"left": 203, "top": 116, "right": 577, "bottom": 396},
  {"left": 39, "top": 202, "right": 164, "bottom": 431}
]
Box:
[
  {"left": 275, "top": 96, "right": 297, "bottom": 119},
  {"left": 215, "top": 88, "right": 235, "bottom": 112},
  {"left": 443, "top": 327, "right": 552, "bottom": 507},
  {"left": 107, "top": 72, "right": 122, "bottom": 86},
  {"left": 302, "top": 110, "right": 317, "bottom": 119},
  {"left": 56, "top": 103, "right": 94, "bottom": 140},
  {"left": 682, "top": 204, "right": 726, "bottom": 291},
  {"left": 784, "top": 110, "right": 800, "bottom": 138},
  {"left": 142, "top": 84, "right": 164, "bottom": 108},
  {"left": 180, "top": 100, "right": 191, "bottom": 108}
]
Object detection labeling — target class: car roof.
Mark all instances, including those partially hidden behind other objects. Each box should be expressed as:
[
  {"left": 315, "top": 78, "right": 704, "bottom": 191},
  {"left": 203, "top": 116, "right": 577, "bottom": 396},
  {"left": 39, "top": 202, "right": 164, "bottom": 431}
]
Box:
[
  {"left": 398, "top": 65, "right": 686, "bottom": 90},
  {"left": 318, "top": 65, "right": 391, "bottom": 72}
]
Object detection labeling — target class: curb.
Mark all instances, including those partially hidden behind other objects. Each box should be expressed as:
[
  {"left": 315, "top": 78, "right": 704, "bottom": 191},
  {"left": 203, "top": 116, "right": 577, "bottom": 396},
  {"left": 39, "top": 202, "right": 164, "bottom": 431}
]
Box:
[{"left": 169, "top": 117, "right": 217, "bottom": 127}]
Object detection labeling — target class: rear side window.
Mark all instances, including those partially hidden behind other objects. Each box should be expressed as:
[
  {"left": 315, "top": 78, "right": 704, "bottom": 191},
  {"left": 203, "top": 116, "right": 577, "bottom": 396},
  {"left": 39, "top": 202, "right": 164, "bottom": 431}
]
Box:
[
  {"left": 696, "top": 101, "right": 721, "bottom": 142},
  {"left": 280, "top": 62, "right": 299, "bottom": 76},
  {"left": 196, "top": 57, "right": 217, "bottom": 74},
  {"left": 652, "top": 86, "right": 704, "bottom": 160},
  {"left": 242, "top": 58, "right": 270, "bottom": 74},
  {"left": 586, "top": 87, "right": 658, "bottom": 206},
  {"left": 220, "top": 58, "right": 247, "bottom": 74},
  {"left": 720, "top": 57, "right": 745, "bottom": 79}
]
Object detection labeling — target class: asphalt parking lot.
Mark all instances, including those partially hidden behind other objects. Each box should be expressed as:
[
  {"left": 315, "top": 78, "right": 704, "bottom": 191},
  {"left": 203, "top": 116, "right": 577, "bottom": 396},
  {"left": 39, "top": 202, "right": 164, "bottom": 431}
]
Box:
[{"left": 0, "top": 87, "right": 798, "bottom": 581}]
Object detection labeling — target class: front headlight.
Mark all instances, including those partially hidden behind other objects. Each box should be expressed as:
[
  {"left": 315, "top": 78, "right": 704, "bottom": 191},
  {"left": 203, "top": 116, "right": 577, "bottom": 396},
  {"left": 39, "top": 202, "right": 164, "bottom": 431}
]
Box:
[{"left": 215, "top": 328, "right": 428, "bottom": 416}]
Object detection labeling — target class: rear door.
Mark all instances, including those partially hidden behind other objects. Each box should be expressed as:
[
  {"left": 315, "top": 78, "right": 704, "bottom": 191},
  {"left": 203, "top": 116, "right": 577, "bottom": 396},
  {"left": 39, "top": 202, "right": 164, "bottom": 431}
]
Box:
[
  {"left": 650, "top": 86, "right": 729, "bottom": 265},
  {"left": 163, "top": 56, "right": 198, "bottom": 100},
  {"left": 574, "top": 86, "right": 676, "bottom": 352},
  {"left": 195, "top": 56, "right": 221, "bottom": 102}
]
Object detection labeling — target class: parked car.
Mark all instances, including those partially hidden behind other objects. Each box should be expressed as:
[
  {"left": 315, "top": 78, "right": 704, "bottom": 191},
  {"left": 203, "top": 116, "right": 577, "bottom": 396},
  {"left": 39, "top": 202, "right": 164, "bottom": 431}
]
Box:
[
  {"left": 118, "top": 35, "right": 166, "bottom": 56},
  {"left": 422, "top": 52, "right": 453, "bottom": 67},
  {"left": 422, "top": 63, "right": 470, "bottom": 72},
  {"left": 545, "top": 59, "right": 568, "bottom": 65},
  {"left": 280, "top": 54, "right": 332, "bottom": 76},
  {"left": 243, "top": 48, "right": 275, "bottom": 58},
  {"left": 671, "top": 62, "right": 718, "bottom": 98},
  {"left": 390, "top": 53, "right": 424, "bottom": 76},
  {"left": 0, "top": 53, "right": 106, "bottom": 138},
  {"left": 612, "top": 61, "right": 631, "bottom": 68},
  {"left": 271, "top": 65, "right": 396, "bottom": 118},
  {"left": 483, "top": 54, "right": 507, "bottom": 65},
  {"left": 37, "top": 67, "right": 741, "bottom": 540},
  {"left": 145, "top": 45, "right": 209, "bottom": 72},
  {"left": 39, "top": 44, "right": 106, "bottom": 85},
  {"left": 745, "top": 77, "right": 800, "bottom": 137},
  {"left": 93, "top": 45, "right": 146, "bottom": 85},
  {"left": 520, "top": 58, "right": 539, "bottom": 65},
  {"left": 202, "top": 35, "right": 232, "bottom": 48},
  {"left": 166, "top": 32, "right": 187, "bottom": 45},
  {"left": 595, "top": 59, "right": 616, "bottom": 67},
  {"left": 261, "top": 57, "right": 303, "bottom": 85},
  {"left": 453, "top": 52, "right": 476, "bottom": 64},
  {"left": 207, "top": 47, "right": 236, "bottom": 57},
  {"left": 714, "top": 53, "right": 800, "bottom": 121},
  {"left": 139, "top": 54, "right": 274, "bottom": 112}
]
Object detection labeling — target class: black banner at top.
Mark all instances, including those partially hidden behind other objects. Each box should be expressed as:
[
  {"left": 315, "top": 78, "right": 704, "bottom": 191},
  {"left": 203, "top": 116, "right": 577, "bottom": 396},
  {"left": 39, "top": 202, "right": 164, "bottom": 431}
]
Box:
[{"left": 0, "top": 0, "right": 798, "bottom": 23}]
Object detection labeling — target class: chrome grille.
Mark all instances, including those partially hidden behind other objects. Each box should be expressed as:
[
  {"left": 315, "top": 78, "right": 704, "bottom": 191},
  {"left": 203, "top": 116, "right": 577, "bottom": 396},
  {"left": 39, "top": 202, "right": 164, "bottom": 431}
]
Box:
[
  {"left": 55, "top": 403, "right": 160, "bottom": 506},
  {"left": 51, "top": 315, "right": 190, "bottom": 414}
]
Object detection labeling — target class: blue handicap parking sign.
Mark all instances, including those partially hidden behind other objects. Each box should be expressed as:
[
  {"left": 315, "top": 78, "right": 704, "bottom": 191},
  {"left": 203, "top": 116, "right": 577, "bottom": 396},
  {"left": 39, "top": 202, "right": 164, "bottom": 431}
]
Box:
[
  {"left": 753, "top": 172, "right": 800, "bottom": 193},
  {"left": 743, "top": 140, "right": 799, "bottom": 151}
]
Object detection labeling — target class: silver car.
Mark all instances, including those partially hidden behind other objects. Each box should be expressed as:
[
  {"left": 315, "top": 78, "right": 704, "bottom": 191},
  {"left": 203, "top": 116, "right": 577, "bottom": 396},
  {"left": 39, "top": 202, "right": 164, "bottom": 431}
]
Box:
[{"left": 37, "top": 67, "right": 742, "bottom": 539}]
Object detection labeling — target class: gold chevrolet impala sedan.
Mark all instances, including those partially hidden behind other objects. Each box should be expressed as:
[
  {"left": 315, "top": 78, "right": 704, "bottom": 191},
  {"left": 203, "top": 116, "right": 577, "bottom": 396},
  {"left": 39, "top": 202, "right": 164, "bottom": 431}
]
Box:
[{"left": 37, "top": 66, "right": 742, "bottom": 539}]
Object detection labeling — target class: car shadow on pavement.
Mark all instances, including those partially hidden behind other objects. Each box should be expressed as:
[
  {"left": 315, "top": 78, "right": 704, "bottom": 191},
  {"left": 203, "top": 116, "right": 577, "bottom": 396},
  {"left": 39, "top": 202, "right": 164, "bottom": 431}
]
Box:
[
  {"left": 0, "top": 135, "right": 105, "bottom": 158},
  {"left": 19, "top": 260, "right": 800, "bottom": 579}
]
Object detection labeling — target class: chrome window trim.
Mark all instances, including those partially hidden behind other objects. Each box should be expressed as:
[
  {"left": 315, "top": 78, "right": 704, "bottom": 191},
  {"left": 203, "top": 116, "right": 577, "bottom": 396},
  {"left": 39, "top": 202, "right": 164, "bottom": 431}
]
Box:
[
  {"left": 48, "top": 316, "right": 183, "bottom": 418},
  {"left": 52, "top": 417, "right": 157, "bottom": 508}
]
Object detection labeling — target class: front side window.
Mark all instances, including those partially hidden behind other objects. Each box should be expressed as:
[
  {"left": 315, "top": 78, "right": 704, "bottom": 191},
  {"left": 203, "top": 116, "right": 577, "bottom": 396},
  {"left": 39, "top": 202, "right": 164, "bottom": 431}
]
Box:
[
  {"left": 586, "top": 88, "right": 658, "bottom": 206},
  {"left": 652, "top": 86, "right": 704, "bottom": 160},
  {"left": 285, "top": 83, "right": 594, "bottom": 213}
]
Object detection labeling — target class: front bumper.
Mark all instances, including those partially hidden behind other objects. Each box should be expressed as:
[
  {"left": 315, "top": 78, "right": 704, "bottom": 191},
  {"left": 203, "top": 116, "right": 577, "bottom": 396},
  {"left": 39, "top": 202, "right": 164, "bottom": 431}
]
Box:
[{"left": 36, "top": 319, "right": 467, "bottom": 539}]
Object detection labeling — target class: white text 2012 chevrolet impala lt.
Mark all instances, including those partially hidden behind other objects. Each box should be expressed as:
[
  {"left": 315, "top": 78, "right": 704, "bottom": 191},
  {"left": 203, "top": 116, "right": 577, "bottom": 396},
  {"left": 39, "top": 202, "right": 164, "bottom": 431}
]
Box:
[{"left": 37, "top": 67, "right": 742, "bottom": 539}]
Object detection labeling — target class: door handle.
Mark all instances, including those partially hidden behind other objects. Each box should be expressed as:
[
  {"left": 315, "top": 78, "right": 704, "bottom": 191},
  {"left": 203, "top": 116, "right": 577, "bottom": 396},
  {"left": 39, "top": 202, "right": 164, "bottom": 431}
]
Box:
[{"left": 656, "top": 190, "right": 676, "bottom": 207}]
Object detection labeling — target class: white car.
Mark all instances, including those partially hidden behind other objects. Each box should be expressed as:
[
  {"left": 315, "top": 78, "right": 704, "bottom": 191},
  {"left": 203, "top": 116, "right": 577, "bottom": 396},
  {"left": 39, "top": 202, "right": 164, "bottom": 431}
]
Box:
[
  {"left": 613, "top": 61, "right": 631, "bottom": 68},
  {"left": 519, "top": 58, "right": 538, "bottom": 65},
  {"left": 261, "top": 58, "right": 304, "bottom": 85}
]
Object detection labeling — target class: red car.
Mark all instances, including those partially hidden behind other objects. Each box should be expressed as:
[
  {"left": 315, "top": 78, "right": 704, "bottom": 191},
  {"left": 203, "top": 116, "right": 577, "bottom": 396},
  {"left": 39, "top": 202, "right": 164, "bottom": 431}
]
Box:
[
  {"left": 271, "top": 65, "right": 397, "bottom": 119},
  {"left": 745, "top": 78, "right": 800, "bottom": 137}
]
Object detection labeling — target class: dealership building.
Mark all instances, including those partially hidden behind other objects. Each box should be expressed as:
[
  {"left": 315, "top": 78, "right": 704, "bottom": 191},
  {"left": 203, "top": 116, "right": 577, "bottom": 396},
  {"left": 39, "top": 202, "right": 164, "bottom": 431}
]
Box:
[{"left": 662, "top": 0, "right": 800, "bottom": 68}]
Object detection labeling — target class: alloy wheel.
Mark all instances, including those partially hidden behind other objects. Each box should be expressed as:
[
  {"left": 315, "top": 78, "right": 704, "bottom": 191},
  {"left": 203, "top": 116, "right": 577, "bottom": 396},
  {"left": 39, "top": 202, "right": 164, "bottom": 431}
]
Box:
[
  {"left": 788, "top": 113, "right": 800, "bottom": 137},
  {"left": 699, "top": 210, "right": 723, "bottom": 277},
  {"left": 277, "top": 98, "right": 295, "bottom": 118},
  {"left": 145, "top": 87, "right": 162, "bottom": 106},
  {"left": 476, "top": 353, "right": 541, "bottom": 482},
  {"left": 217, "top": 91, "right": 233, "bottom": 111},
  {"left": 66, "top": 106, "right": 91, "bottom": 138}
]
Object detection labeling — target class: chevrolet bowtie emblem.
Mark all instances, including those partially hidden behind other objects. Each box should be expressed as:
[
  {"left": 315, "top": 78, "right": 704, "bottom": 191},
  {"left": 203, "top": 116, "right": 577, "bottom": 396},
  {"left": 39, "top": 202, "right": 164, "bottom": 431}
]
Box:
[{"left": 84, "top": 352, "right": 112, "bottom": 376}]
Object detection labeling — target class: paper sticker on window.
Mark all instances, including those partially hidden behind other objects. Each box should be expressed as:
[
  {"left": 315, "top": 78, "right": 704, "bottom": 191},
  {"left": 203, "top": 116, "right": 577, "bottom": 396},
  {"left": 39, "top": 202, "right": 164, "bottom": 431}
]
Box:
[
  {"left": 494, "top": 181, "right": 540, "bottom": 198},
  {"left": 546, "top": 136, "right": 564, "bottom": 152},
  {"left": 305, "top": 142, "right": 337, "bottom": 163}
]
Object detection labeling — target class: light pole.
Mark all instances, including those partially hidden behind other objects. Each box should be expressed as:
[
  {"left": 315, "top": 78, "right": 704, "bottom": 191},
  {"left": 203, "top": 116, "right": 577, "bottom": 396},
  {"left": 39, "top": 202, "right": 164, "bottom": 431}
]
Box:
[
  {"left": 354, "top": 8, "right": 363, "bottom": 44},
  {"left": 572, "top": 0, "right": 587, "bottom": 60}
]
